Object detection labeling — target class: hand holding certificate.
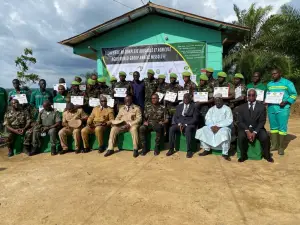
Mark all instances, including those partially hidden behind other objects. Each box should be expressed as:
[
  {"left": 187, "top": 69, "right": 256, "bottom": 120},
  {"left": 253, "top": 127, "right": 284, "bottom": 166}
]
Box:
[
  {"left": 214, "top": 87, "right": 229, "bottom": 98},
  {"left": 71, "top": 96, "right": 84, "bottom": 106},
  {"left": 235, "top": 86, "right": 242, "bottom": 99},
  {"left": 13, "top": 94, "right": 28, "bottom": 104},
  {"left": 114, "top": 88, "right": 127, "bottom": 97},
  {"left": 265, "top": 92, "right": 284, "bottom": 104},
  {"left": 194, "top": 92, "right": 208, "bottom": 102},
  {"left": 164, "top": 92, "right": 177, "bottom": 102},
  {"left": 178, "top": 90, "right": 190, "bottom": 100},
  {"left": 89, "top": 98, "right": 100, "bottom": 107},
  {"left": 107, "top": 99, "right": 115, "bottom": 108}
]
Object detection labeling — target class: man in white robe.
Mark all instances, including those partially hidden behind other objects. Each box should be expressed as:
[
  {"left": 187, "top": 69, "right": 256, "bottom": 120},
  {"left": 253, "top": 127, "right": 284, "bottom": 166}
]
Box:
[{"left": 195, "top": 93, "right": 233, "bottom": 161}]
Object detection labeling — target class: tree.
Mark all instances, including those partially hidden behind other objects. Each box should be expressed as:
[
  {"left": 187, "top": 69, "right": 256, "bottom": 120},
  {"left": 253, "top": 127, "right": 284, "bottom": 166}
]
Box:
[
  {"left": 15, "top": 48, "right": 40, "bottom": 86},
  {"left": 80, "top": 69, "right": 97, "bottom": 82}
]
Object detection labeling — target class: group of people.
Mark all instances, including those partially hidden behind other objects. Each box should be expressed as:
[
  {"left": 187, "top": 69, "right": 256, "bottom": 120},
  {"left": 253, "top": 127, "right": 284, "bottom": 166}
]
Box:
[{"left": 1, "top": 67, "right": 297, "bottom": 162}]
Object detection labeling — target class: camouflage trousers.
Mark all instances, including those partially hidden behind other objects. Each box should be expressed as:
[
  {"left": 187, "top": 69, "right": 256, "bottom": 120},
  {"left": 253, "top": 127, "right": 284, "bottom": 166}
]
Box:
[
  {"left": 23, "top": 125, "right": 57, "bottom": 148},
  {"left": 139, "top": 123, "right": 164, "bottom": 148},
  {"left": 7, "top": 130, "right": 32, "bottom": 149}
]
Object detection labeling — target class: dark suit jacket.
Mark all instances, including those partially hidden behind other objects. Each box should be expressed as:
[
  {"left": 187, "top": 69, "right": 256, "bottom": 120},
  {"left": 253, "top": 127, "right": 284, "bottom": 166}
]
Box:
[
  {"left": 174, "top": 103, "right": 199, "bottom": 125},
  {"left": 237, "top": 102, "right": 266, "bottom": 134}
]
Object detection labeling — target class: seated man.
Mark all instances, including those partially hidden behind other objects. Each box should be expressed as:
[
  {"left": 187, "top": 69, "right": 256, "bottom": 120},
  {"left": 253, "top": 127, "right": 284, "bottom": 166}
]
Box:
[
  {"left": 237, "top": 89, "right": 274, "bottom": 163},
  {"left": 4, "top": 99, "right": 31, "bottom": 157},
  {"left": 139, "top": 94, "right": 169, "bottom": 156},
  {"left": 58, "top": 103, "right": 88, "bottom": 154},
  {"left": 81, "top": 96, "right": 114, "bottom": 153},
  {"left": 195, "top": 94, "right": 233, "bottom": 161},
  {"left": 105, "top": 95, "right": 142, "bottom": 158},
  {"left": 167, "top": 93, "right": 199, "bottom": 158},
  {"left": 31, "top": 100, "right": 61, "bottom": 155}
]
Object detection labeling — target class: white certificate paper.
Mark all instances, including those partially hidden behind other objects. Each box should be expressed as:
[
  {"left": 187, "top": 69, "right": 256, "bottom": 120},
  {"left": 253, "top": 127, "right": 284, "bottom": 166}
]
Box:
[
  {"left": 114, "top": 88, "right": 127, "bottom": 97},
  {"left": 53, "top": 103, "right": 66, "bottom": 112},
  {"left": 156, "top": 92, "right": 165, "bottom": 102},
  {"left": 107, "top": 99, "right": 115, "bottom": 108},
  {"left": 71, "top": 96, "right": 84, "bottom": 106},
  {"left": 79, "top": 85, "right": 86, "bottom": 91},
  {"left": 194, "top": 92, "right": 208, "bottom": 102},
  {"left": 178, "top": 90, "right": 190, "bottom": 101},
  {"left": 89, "top": 98, "right": 100, "bottom": 107},
  {"left": 235, "top": 86, "right": 242, "bottom": 99},
  {"left": 214, "top": 87, "right": 229, "bottom": 98},
  {"left": 165, "top": 91, "right": 177, "bottom": 102},
  {"left": 13, "top": 94, "right": 28, "bottom": 104},
  {"left": 247, "top": 89, "right": 265, "bottom": 101},
  {"left": 53, "top": 83, "right": 67, "bottom": 91},
  {"left": 265, "top": 92, "right": 284, "bottom": 104}
]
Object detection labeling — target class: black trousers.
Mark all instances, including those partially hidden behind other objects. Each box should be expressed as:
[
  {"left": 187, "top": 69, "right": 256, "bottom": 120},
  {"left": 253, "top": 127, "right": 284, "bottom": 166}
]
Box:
[
  {"left": 169, "top": 124, "right": 196, "bottom": 152},
  {"left": 139, "top": 123, "right": 164, "bottom": 148},
  {"left": 237, "top": 129, "right": 271, "bottom": 159}
]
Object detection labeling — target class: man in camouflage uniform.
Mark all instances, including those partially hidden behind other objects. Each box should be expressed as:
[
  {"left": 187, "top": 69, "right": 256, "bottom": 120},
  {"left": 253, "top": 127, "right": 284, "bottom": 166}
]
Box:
[
  {"left": 156, "top": 75, "right": 169, "bottom": 106},
  {"left": 139, "top": 94, "right": 169, "bottom": 156},
  {"left": 4, "top": 99, "right": 31, "bottom": 157},
  {"left": 206, "top": 67, "right": 218, "bottom": 89},
  {"left": 67, "top": 80, "right": 85, "bottom": 108},
  {"left": 110, "top": 76, "right": 117, "bottom": 90},
  {"left": 216, "top": 72, "right": 235, "bottom": 107},
  {"left": 98, "top": 77, "right": 113, "bottom": 97},
  {"left": 165, "top": 73, "right": 183, "bottom": 117},
  {"left": 182, "top": 71, "right": 196, "bottom": 95},
  {"left": 144, "top": 69, "right": 158, "bottom": 106},
  {"left": 114, "top": 71, "right": 132, "bottom": 106},
  {"left": 195, "top": 74, "right": 214, "bottom": 127},
  {"left": 85, "top": 78, "right": 100, "bottom": 114}
]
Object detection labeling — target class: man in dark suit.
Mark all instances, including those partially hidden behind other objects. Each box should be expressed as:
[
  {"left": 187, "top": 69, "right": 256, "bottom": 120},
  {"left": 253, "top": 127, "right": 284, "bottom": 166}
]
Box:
[
  {"left": 237, "top": 89, "right": 274, "bottom": 163},
  {"left": 167, "top": 93, "right": 199, "bottom": 158}
]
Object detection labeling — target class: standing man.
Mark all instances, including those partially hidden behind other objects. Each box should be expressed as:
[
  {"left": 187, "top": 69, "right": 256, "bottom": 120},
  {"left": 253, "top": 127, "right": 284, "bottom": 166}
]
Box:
[
  {"left": 247, "top": 72, "right": 267, "bottom": 92},
  {"left": 0, "top": 85, "right": 8, "bottom": 131},
  {"left": 195, "top": 94, "right": 233, "bottom": 161},
  {"left": 165, "top": 73, "right": 183, "bottom": 117},
  {"left": 182, "top": 71, "right": 196, "bottom": 95},
  {"left": 167, "top": 93, "right": 199, "bottom": 158},
  {"left": 139, "top": 94, "right": 169, "bottom": 156},
  {"left": 59, "top": 103, "right": 88, "bottom": 154},
  {"left": 144, "top": 69, "right": 158, "bottom": 106},
  {"left": 105, "top": 96, "right": 142, "bottom": 158},
  {"left": 156, "top": 74, "right": 169, "bottom": 94},
  {"left": 216, "top": 72, "right": 235, "bottom": 106},
  {"left": 206, "top": 68, "right": 218, "bottom": 89},
  {"left": 85, "top": 78, "right": 100, "bottom": 114},
  {"left": 110, "top": 77, "right": 117, "bottom": 90},
  {"left": 230, "top": 73, "right": 247, "bottom": 109},
  {"left": 131, "top": 71, "right": 145, "bottom": 109},
  {"left": 53, "top": 78, "right": 67, "bottom": 97},
  {"left": 81, "top": 96, "right": 114, "bottom": 153},
  {"left": 53, "top": 85, "right": 67, "bottom": 104},
  {"left": 67, "top": 80, "right": 85, "bottom": 106},
  {"left": 237, "top": 89, "right": 274, "bottom": 163},
  {"left": 267, "top": 69, "right": 297, "bottom": 155},
  {"left": 98, "top": 77, "right": 113, "bottom": 96},
  {"left": 114, "top": 71, "right": 132, "bottom": 106},
  {"left": 8, "top": 79, "right": 30, "bottom": 103},
  {"left": 30, "top": 79, "right": 53, "bottom": 109}
]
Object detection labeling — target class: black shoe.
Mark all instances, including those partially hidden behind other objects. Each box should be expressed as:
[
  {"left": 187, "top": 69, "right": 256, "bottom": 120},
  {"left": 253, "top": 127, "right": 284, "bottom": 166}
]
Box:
[
  {"left": 23, "top": 145, "right": 32, "bottom": 156},
  {"left": 238, "top": 158, "right": 247, "bottom": 163},
  {"left": 166, "top": 149, "right": 174, "bottom": 156},
  {"left": 75, "top": 149, "right": 81, "bottom": 154},
  {"left": 133, "top": 149, "right": 139, "bottom": 158},
  {"left": 222, "top": 154, "right": 231, "bottom": 161},
  {"left": 154, "top": 146, "right": 160, "bottom": 156},
  {"left": 60, "top": 150, "right": 68, "bottom": 155},
  {"left": 140, "top": 147, "right": 148, "bottom": 156},
  {"left": 31, "top": 147, "right": 38, "bottom": 156},
  {"left": 199, "top": 150, "right": 211, "bottom": 156},
  {"left": 98, "top": 146, "right": 105, "bottom": 154},
  {"left": 51, "top": 147, "right": 57, "bottom": 156},
  {"left": 186, "top": 151, "right": 193, "bottom": 158},
  {"left": 265, "top": 157, "right": 274, "bottom": 163},
  {"left": 104, "top": 150, "right": 114, "bottom": 157},
  {"left": 83, "top": 148, "right": 90, "bottom": 153},
  {"left": 8, "top": 149, "right": 14, "bottom": 157}
]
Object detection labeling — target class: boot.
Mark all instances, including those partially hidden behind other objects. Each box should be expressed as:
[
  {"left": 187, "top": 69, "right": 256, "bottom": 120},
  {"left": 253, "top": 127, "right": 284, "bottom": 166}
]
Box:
[
  {"left": 166, "top": 149, "right": 174, "bottom": 156},
  {"left": 31, "top": 146, "right": 38, "bottom": 156},
  {"left": 154, "top": 145, "right": 160, "bottom": 156},
  {"left": 23, "top": 145, "right": 32, "bottom": 156},
  {"left": 133, "top": 149, "right": 139, "bottom": 158},
  {"left": 140, "top": 145, "right": 148, "bottom": 156},
  {"left": 186, "top": 151, "right": 193, "bottom": 158},
  {"left": 8, "top": 148, "right": 14, "bottom": 157},
  {"left": 51, "top": 146, "right": 57, "bottom": 156},
  {"left": 278, "top": 135, "right": 285, "bottom": 155},
  {"left": 98, "top": 146, "right": 105, "bottom": 154},
  {"left": 270, "top": 133, "right": 279, "bottom": 151},
  {"left": 104, "top": 150, "right": 114, "bottom": 157}
]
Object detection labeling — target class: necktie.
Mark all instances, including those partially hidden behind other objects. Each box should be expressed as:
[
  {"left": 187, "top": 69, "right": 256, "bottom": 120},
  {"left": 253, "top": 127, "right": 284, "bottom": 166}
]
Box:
[
  {"left": 183, "top": 104, "right": 188, "bottom": 116},
  {"left": 249, "top": 102, "right": 254, "bottom": 117}
]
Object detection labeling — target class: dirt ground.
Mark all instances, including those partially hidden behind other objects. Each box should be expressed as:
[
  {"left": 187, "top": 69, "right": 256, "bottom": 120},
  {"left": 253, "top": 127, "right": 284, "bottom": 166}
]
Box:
[{"left": 1, "top": 117, "right": 300, "bottom": 225}]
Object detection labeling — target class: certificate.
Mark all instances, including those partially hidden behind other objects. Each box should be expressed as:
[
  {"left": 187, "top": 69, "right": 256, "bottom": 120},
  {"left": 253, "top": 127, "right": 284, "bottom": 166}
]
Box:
[
  {"left": 164, "top": 91, "right": 177, "bottom": 102},
  {"left": 107, "top": 98, "right": 115, "bottom": 108},
  {"left": 53, "top": 83, "right": 67, "bottom": 91},
  {"left": 194, "top": 92, "right": 208, "bottom": 102},
  {"left": 247, "top": 89, "right": 264, "bottom": 101},
  {"left": 89, "top": 98, "right": 100, "bottom": 107},
  {"left": 156, "top": 92, "right": 165, "bottom": 102},
  {"left": 71, "top": 96, "right": 84, "bottom": 106},
  {"left": 53, "top": 103, "right": 66, "bottom": 112},
  {"left": 13, "top": 94, "right": 28, "bottom": 104},
  {"left": 114, "top": 88, "right": 127, "bottom": 97},
  {"left": 214, "top": 87, "right": 229, "bottom": 98},
  {"left": 235, "top": 86, "right": 242, "bottom": 99},
  {"left": 79, "top": 85, "right": 86, "bottom": 91},
  {"left": 265, "top": 92, "right": 284, "bottom": 104},
  {"left": 39, "top": 106, "right": 43, "bottom": 112},
  {"left": 178, "top": 90, "right": 190, "bottom": 100}
]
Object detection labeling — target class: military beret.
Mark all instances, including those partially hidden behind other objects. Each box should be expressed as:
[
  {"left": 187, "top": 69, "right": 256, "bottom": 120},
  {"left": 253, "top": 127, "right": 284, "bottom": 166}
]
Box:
[
  {"left": 110, "top": 77, "right": 117, "bottom": 82},
  {"left": 71, "top": 81, "right": 81, "bottom": 85},
  {"left": 158, "top": 74, "right": 166, "bottom": 79},
  {"left": 147, "top": 69, "right": 155, "bottom": 75},
  {"left": 217, "top": 72, "right": 227, "bottom": 78},
  {"left": 200, "top": 74, "right": 208, "bottom": 81},
  {"left": 87, "top": 78, "right": 96, "bottom": 85},
  {"left": 169, "top": 73, "right": 177, "bottom": 79},
  {"left": 182, "top": 71, "right": 191, "bottom": 77},
  {"left": 119, "top": 71, "right": 126, "bottom": 76},
  {"left": 234, "top": 73, "right": 244, "bottom": 79},
  {"left": 98, "top": 77, "right": 106, "bottom": 83},
  {"left": 206, "top": 68, "right": 214, "bottom": 73}
]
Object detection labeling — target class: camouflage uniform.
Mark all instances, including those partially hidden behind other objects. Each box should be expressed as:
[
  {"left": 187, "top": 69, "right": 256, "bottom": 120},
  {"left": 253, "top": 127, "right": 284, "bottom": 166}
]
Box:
[
  {"left": 144, "top": 78, "right": 158, "bottom": 106},
  {"left": 139, "top": 104, "right": 169, "bottom": 149},
  {"left": 196, "top": 84, "right": 214, "bottom": 126},
  {"left": 165, "top": 82, "right": 183, "bottom": 117},
  {"left": 216, "top": 81, "right": 235, "bottom": 107},
  {"left": 85, "top": 87, "right": 100, "bottom": 114},
  {"left": 183, "top": 80, "right": 197, "bottom": 95},
  {"left": 156, "top": 82, "right": 169, "bottom": 94},
  {"left": 208, "top": 77, "right": 218, "bottom": 90},
  {"left": 98, "top": 85, "right": 113, "bottom": 97},
  {"left": 66, "top": 89, "right": 85, "bottom": 103}
]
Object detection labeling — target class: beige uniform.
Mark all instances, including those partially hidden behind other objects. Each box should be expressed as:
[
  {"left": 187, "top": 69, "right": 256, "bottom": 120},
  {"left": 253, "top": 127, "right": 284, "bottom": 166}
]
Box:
[
  {"left": 81, "top": 106, "right": 114, "bottom": 148},
  {"left": 108, "top": 104, "right": 142, "bottom": 150},
  {"left": 58, "top": 108, "right": 88, "bottom": 150}
]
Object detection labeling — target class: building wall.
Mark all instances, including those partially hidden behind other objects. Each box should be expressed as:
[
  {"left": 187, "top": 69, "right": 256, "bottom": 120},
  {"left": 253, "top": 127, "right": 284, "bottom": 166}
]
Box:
[{"left": 74, "top": 14, "right": 223, "bottom": 77}]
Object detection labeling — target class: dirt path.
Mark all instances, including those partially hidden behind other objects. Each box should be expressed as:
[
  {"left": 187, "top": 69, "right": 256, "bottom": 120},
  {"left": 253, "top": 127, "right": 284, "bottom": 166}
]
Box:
[{"left": 0, "top": 118, "right": 300, "bottom": 225}]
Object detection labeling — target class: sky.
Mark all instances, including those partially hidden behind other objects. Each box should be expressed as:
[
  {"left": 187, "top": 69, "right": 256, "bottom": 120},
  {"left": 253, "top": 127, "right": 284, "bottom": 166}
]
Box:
[{"left": 0, "top": 0, "right": 299, "bottom": 88}]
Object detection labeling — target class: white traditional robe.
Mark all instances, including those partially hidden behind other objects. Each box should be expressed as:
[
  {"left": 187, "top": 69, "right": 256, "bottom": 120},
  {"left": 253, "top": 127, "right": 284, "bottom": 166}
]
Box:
[{"left": 195, "top": 105, "right": 233, "bottom": 153}]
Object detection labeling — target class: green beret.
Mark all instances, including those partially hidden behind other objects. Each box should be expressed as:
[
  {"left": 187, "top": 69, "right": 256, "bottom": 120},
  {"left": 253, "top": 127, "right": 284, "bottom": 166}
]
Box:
[
  {"left": 71, "top": 81, "right": 80, "bottom": 85},
  {"left": 97, "top": 77, "right": 106, "bottom": 83},
  {"left": 110, "top": 77, "right": 117, "bottom": 82},
  {"left": 170, "top": 73, "right": 177, "bottom": 79},
  {"left": 200, "top": 74, "right": 208, "bottom": 81},
  {"left": 119, "top": 71, "right": 126, "bottom": 76},
  {"left": 206, "top": 68, "right": 214, "bottom": 73},
  {"left": 158, "top": 74, "right": 166, "bottom": 79},
  {"left": 182, "top": 71, "right": 191, "bottom": 77},
  {"left": 147, "top": 69, "right": 155, "bottom": 75},
  {"left": 217, "top": 72, "right": 227, "bottom": 78},
  {"left": 87, "top": 78, "right": 96, "bottom": 85},
  {"left": 234, "top": 73, "right": 244, "bottom": 79}
]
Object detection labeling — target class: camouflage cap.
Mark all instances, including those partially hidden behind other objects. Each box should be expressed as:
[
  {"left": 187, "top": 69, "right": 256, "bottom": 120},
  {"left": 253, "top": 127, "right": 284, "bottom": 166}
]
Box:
[
  {"left": 200, "top": 74, "right": 208, "bottom": 81},
  {"left": 217, "top": 72, "right": 227, "bottom": 78}
]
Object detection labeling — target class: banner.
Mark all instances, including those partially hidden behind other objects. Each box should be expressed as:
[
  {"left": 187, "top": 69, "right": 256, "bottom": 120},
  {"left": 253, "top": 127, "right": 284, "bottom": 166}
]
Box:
[{"left": 102, "top": 42, "right": 206, "bottom": 86}]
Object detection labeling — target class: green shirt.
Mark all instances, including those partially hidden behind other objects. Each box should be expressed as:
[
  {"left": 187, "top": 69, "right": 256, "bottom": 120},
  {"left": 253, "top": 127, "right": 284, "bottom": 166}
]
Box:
[
  {"left": 246, "top": 82, "right": 267, "bottom": 92},
  {"left": 30, "top": 89, "right": 53, "bottom": 109},
  {"left": 53, "top": 94, "right": 66, "bottom": 103},
  {"left": 8, "top": 89, "right": 30, "bottom": 103},
  {"left": 0, "top": 87, "right": 8, "bottom": 116}
]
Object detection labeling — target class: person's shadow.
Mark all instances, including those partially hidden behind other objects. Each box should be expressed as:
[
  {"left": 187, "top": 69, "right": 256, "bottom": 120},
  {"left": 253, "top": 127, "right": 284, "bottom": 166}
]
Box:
[
  {"left": 0, "top": 168, "right": 6, "bottom": 171},
  {"left": 284, "top": 134, "right": 297, "bottom": 150}
]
